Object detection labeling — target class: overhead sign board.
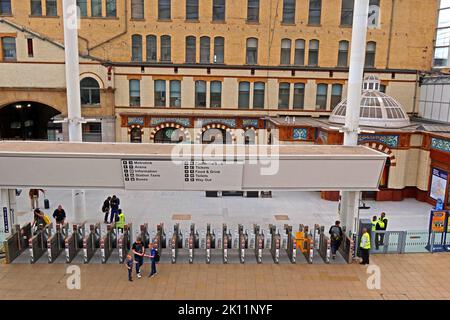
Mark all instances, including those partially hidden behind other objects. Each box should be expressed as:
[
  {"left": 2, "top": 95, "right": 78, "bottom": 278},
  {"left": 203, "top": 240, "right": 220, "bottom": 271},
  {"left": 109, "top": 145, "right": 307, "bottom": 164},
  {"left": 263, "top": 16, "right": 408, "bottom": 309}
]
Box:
[{"left": 121, "top": 160, "right": 244, "bottom": 191}]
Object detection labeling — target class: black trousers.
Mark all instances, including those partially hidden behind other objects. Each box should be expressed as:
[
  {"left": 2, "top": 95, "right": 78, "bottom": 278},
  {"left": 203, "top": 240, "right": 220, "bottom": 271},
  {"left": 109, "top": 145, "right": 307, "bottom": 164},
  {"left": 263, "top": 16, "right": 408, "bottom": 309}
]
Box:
[{"left": 360, "top": 248, "right": 370, "bottom": 264}]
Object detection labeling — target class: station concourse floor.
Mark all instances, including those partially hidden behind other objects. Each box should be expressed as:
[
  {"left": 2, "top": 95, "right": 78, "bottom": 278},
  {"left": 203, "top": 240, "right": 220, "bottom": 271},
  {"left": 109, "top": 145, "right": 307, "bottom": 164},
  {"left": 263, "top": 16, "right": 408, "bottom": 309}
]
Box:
[{"left": 0, "top": 253, "right": 450, "bottom": 300}]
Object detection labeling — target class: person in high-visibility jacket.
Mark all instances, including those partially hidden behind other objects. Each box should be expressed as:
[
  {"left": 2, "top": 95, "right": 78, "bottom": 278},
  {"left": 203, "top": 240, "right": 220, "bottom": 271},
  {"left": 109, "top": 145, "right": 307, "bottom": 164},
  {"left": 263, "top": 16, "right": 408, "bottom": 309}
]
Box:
[
  {"left": 360, "top": 228, "right": 371, "bottom": 265},
  {"left": 116, "top": 209, "right": 125, "bottom": 234},
  {"left": 371, "top": 216, "right": 378, "bottom": 232},
  {"left": 375, "top": 213, "right": 387, "bottom": 250}
]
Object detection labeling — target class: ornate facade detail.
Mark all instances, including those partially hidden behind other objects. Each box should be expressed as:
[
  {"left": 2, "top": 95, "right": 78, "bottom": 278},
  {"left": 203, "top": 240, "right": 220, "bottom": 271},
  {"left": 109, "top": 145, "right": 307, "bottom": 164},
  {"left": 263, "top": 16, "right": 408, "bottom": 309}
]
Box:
[
  {"left": 361, "top": 142, "right": 397, "bottom": 166},
  {"left": 197, "top": 118, "right": 236, "bottom": 128},
  {"left": 242, "top": 119, "right": 259, "bottom": 129},
  {"left": 431, "top": 137, "right": 450, "bottom": 154},
  {"left": 149, "top": 122, "right": 191, "bottom": 142},
  {"left": 293, "top": 128, "right": 308, "bottom": 140},
  {"left": 150, "top": 117, "right": 190, "bottom": 128},
  {"left": 358, "top": 134, "right": 399, "bottom": 148},
  {"left": 128, "top": 116, "right": 145, "bottom": 126}
]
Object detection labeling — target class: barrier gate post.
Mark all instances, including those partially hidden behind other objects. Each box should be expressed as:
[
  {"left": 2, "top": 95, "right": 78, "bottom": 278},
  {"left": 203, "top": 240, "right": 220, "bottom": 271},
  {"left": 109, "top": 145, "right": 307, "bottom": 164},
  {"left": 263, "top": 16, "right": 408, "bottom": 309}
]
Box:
[
  {"left": 30, "top": 223, "right": 52, "bottom": 264},
  {"left": 269, "top": 224, "right": 280, "bottom": 264},
  {"left": 222, "top": 224, "right": 230, "bottom": 264},
  {"left": 83, "top": 223, "right": 101, "bottom": 264},
  {"left": 118, "top": 223, "right": 132, "bottom": 264},
  {"left": 65, "top": 222, "right": 86, "bottom": 264},
  {"left": 171, "top": 223, "right": 181, "bottom": 264},
  {"left": 47, "top": 223, "right": 65, "bottom": 263},
  {"left": 140, "top": 223, "right": 150, "bottom": 248},
  {"left": 189, "top": 223, "right": 195, "bottom": 264},
  {"left": 238, "top": 224, "right": 247, "bottom": 264},
  {"left": 205, "top": 224, "right": 215, "bottom": 264},
  {"left": 284, "top": 224, "right": 296, "bottom": 264},
  {"left": 101, "top": 224, "right": 114, "bottom": 264},
  {"left": 254, "top": 224, "right": 264, "bottom": 264},
  {"left": 318, "top": 225, "right": 331, "bottom": 264}
]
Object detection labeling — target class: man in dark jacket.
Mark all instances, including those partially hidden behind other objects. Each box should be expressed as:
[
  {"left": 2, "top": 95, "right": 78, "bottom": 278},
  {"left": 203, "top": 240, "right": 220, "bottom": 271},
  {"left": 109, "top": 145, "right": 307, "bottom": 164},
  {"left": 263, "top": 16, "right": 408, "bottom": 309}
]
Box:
[
  {"left": 52, "top": 205, "right": 66, "bottom": 225},
  {"left": 102, "top": 196, "right": 111, "bottom": 224},
  {"left": 109, "top": 195, "right": 120, "bottom": 223},
  {"left": 329, "top": 221, "right": 343, "bottom": 259}
]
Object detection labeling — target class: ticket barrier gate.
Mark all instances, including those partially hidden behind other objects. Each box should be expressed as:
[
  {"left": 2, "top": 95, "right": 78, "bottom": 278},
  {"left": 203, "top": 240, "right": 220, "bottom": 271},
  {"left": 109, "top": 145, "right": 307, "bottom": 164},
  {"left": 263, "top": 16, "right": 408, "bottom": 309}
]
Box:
[
  {"left": 171, "top": 223, "right": 183, "bottom": 264},
  {"left": 101, "top": 225, "right": 116, "bottom": 263},
  {"left": 338, "top": 232, "right": 355, "bottom": 264},
  {"left": 238, "top": 224, "right": 248, "bottom": 264},
  {"left": 205, "top": 224, "right": 216, "bottom": 264},
  {"left": 153, "top": 223, "right": 166, "bottom": 251},
  {"left": 254, "top": 225, "right": 264, "bottom": 264},
  {"left": 140, "top": 223, "right": 150, "bottom": 248},
  {"left": 269, "top": 225, "right": 281, "bottom": 264},
  {"left": 65, "top": 223, "right": 86, "bottom": 263},
  {"left": 188, "top": 223, "right": 200, "bottom": 264},
  {"left": 29, "top": 223, "right": 52, "bottom": 264},
  {"left": 83, "top": 223, "right": 101, "bottom": 264},
  {"left": 295, "top": 225, "right": 314, "bottom": 264},
  {"left": 318, "top": 226, "right": 331, "bottom": 263},
  {"left": 47, "top": 223, "right": 69, "bottom": 263},
  {"left": 3, "top": 223, "right": 32, "bottom": 263},
  {"left": 284, "top": 225, "right": 297, "bottom": 263},
  {"left": 222, "top": 224, "right": 232, "bottom": 264},
  {"left": 118, "top": 223, "right": 133, "bottom": 264}
]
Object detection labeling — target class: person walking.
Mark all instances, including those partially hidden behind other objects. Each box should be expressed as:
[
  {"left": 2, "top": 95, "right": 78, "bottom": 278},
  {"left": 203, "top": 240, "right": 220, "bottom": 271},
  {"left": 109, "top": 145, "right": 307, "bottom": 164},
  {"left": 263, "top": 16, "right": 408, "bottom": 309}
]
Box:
[
  {"left": 116, "top": 209, "right": 125, "bottom": 234},
  {"left": 147, "top": 242, "right": 159, "bottom": 278},
  {"left": 328, "top": 221, "right": 343, "bottom": 259},
  {"left": 29, "top": 189, "right": 45, "bottom": 210},
  {"left": 360, "top": 228, "right": 371, "bottom": 265},
  {"left": 32, "top": 208, "right": 46, "bottom": 228},
  {"left": 131, "top": 237, "right": 145, "bottom": 278},
  {"left": 102, "top": 196, "right": 111, "bottom": 224},
  {"left": 125, "top": 254, "right": 134, "bottom": 282},
  {"left": 52, "top": 205, "right": 66, "bottom": 225},
  {"left": 110, "top": 195, "right": 120, "bottom": 223}
]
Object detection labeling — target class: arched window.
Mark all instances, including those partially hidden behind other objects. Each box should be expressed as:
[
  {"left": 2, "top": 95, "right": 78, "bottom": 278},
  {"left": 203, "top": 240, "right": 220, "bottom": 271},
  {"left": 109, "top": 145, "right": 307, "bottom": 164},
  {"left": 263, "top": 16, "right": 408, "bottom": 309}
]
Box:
[
  {"left": 308, "top": 39, "right": 319, "bottom": 66},
  {"left": 214, "top": 37, "right": 225, "bottom": 63},
  {"left": 338, "top": 40, "right": 349, "bottom": 67},
  {"left": 146, "top": 35, "right": 157, "bottom": 62},
  {"left": 200, "top": 36, "right": 211, "bottom": 63},
  {"left": 280, "top": 39, "right": 291, "bottom": 65},
  {"left": 161, "top": 35, "right": 171, "bottom": 62},
  {"left": 186, "top": 36, "right": 196, "bottom": 63},
  {"left": 80, "top": 77, "right": 100, "bottom": 105},
  {"left": 365, "top": 41, "right": 376, "bottom": 67},
  {"left": 294, "top": 39, "right": 305, "bottom": 65},
  {"left": 238, "top": 82, "right": 250, "bottom": 109},
  {"left": 154, "top": 127, "right": 184, "bottom": 144},
  {"left": 246, "top": 38, "right": 258, "bottom": 64},
  {"left": 131, "top": 34, "right": 142, "bottom": 62},
  {"left": 130, "top": 127, "right": 142, "bottom": 143}
]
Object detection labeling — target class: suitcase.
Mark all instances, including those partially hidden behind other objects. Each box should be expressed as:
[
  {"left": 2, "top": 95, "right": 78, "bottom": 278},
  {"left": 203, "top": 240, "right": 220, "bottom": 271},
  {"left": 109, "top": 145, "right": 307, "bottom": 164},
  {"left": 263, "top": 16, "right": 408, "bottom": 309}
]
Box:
[{"left": 44, "top": 198, "right": 50, "bottom": 209}]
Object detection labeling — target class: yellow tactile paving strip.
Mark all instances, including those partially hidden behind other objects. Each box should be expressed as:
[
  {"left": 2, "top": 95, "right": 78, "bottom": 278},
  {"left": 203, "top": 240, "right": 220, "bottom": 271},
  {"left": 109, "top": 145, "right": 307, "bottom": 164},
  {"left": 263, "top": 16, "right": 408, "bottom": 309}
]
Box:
[{"left": 0, "top": 254, "right": 449, "bottom": 300}]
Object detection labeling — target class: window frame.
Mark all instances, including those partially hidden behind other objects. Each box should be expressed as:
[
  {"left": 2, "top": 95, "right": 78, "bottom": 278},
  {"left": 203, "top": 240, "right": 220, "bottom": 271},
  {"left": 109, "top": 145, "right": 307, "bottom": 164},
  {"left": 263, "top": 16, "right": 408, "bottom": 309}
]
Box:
[
  {"left": 308, "top": 39, "right": 320, "bottom": 66},
  {"left": 280, "top": 38, "right": 292, "bottom": 65},
  {"left": 195, "top": 80, "right": 207, "bottom": 108},
  {"left": 340, "top": 0, "right": 354, "bottom": 27},
  {"left": 331, "top": 84, "right": 343, "bottom": 109},
  {"left": 293, "top": 83, "right": 305, "bottom": 110},
  {"left": 131, "top": 34, "right": 143, "bottom": 62},
  {"left": 253, "top": 82, "right": 265, "bottom": 109},
  {"left": 238, "top": 82, "right": 250, "bottom": 109},
  {"left": 337, "top": 40, "right": 349, "bottom": 67},
  {"left": 316, "top": 83, "right": 328, "bottom": 110},
  {"left": 131, "top": 0, "right": 144, "bottom": 19},
  {"left": 80, "top": 77, "right": 101, "bottom": 106},
  {"left": 106, "top": 0, "right": 117, "bottom": 17},
  {"left": 129, "top": 79, "right": 141, "bottom": 107},
  {"left": 154, "top": 80, "right": 167, "bottom": 107},
  {"left": 160, "top": 35, "right": 172, "bottom": 62},
  {"left": 186, "top": 0, "right": 199, "bottom": 20},
  {"left": 247, "top": 0, "right": 260, "bottom": 22},
  {"left": 1, "top": 36, "right": 16, "bottom": 61},
  {"left": 282, "top": 0, "right": 296, "bottom": 24},
  {"left": 212, "top": 0, "right": 225, "bottom": 21},
  {"left": 308, "top": 0, "right": 322, "bottom": 25},
  {"left": 30, "top": 0, "right": 42, "bottom": 16},
  {"left": 158, "top": 0, "right": 171, "bottom": 20},
  {"left": 146, "top": 35, "right": 157, "bottom": 62},
  {"left": 214, "top": 37, "right": 225, "bottom": 64},
  {"left": 0, "top": 0, "right": 12, "bottom": 15},
  {"left": 200, "top": 36, "right": 211, "bottom": 64},
  {"left": 210, "top": 81, "right": 222, "bottom": 108},
  {"left": 185, "top": 36, "right": 196, "bottom": 63},
  {"left": 278, "top": 82, "right": 291, "bottom": 110},
  {"left": 365, "top": 41, "right": 376, "bottom": 68},
  {"left": 246, "top": 37, "right": 258, "bottom": 65},
  {"left": 294, "top": 39, "right": 305, "bottom": 66},
  {"left": 91, "top": 0, "right": 102, "bottom": 17},
  {"left": 169, "top": 80, "right": 182, "bottom": 108}
]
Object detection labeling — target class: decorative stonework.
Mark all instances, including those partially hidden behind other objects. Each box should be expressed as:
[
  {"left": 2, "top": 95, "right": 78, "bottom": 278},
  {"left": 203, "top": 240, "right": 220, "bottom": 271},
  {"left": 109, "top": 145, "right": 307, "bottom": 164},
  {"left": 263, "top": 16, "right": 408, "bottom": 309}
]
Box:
[
  {"left": 150, "top": 117, "right": 190, "bottom": 127},
  {"left": 242, "top": 119, "right": 259, "bottom": 129},
  {"left": 197, "top": 118, "right": 236, "bottom": 128},
  {"left": 195, "top": 123, "right": 237, "bottom": 143},
  {"left": 360, "top": 142, "right": 397, "bottom": 166},
  {"left": 293, "top": 128, "right": 308, "bottom": 140},
  {"left": 431, "top": 137, "right": 450, "bottom": 154},
  {"left": 358, "top": 134, "right": 399, "bottom": 148},
  {"left": 149, "top": 122, "right": 191, "bottom": 142}
]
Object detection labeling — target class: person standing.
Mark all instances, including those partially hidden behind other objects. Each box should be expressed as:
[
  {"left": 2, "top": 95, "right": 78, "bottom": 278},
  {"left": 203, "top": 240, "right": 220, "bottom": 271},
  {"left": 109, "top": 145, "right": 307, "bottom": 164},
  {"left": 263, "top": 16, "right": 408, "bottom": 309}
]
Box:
[
  {"left": 102, "top": 196, "right": 111, "bottom": 224},
  {"left": 378, "top": 212, "right": 388, "bottom": 245},
  {"left": 328, "top": 221, "right": 343, "bottom": 259},
  {"left": 29, "top": 189, "right": 45, "bottom": 210},
  {"left": 375, "top": 213, "right": 387, "bottom": 250},
  {"left": 131, "top": 237, "right": 145, "bottom": 278},
  {"left": 360, "top": 228, "right": 371, "bottom": 265},
  {"left": 125, "top": 254, "right": 133, "bottom": 282},
  {"left": 52, "top": 205, "right": 66, "bottom": 225},
  {"left": 116, "top": 209, "right": 125, "bottom": 234},
  {"left": 110, "top": 195, "right": 120, "bottom": 223},
  {"left": 147, "top": 242, "right": 159, "bottom": 278}
]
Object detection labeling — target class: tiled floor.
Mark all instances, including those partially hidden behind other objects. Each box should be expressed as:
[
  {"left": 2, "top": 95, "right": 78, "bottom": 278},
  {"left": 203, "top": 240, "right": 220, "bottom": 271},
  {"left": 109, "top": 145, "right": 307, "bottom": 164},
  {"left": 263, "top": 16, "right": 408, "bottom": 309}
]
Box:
[{"left": 1, "top": 253, "right": 449, "bottom": 300}]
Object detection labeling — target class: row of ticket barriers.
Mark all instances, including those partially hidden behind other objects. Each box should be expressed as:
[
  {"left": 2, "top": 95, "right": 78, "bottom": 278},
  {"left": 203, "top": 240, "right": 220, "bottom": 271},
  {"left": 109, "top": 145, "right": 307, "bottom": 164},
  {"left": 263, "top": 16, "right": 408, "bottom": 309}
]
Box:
[{"left": 3, "top": 221, "right": 355, "bottom": 264}]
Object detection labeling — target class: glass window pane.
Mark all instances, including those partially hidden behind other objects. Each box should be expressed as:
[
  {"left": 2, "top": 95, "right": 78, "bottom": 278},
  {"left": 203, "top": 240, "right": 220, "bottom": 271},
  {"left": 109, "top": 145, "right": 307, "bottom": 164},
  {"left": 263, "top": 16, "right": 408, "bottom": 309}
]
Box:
[
  {"left": 91, "top": 0, "right": 102, "bottom": 17},
  {"left": 293, "top": 83, "right": 305, "bottom": 109},
  {"left": 308, "top": 40, "right": 319, "bottom": 66},
  {"left": 161, "top": 35, "right": 171, "bottom": 62},
  {"left": 214, "top": 37, "right": 224, "bottom": 63},
  {"left": 247, "top": 0, "right": 259, "bottom": 22},
  {"left": 283, "top": 0, "right": 295, "bottom": 24},
  {"left": 154, "top": 80, "right": 166, "bottom": 107},
  {"left": 77, "top": 0, "right": 88, "bottom": 16},
  {"left": 46, "top": 0, "right": 57, "bottom": 16},
  {"left": 210, "top": 81, "right": 222, "bottom": 108},
  {"left": 238, "top": 82, "right": 250, "bottom": 109},
  {"left": 316, "top": 84, "right": 328, "bottom": 110},
  {"left": 146, "top": 35, "right": 157, "bottom": 62},
  {"left": 278, "top": 83, "right": 290, "bottom": 109},
  {"left": 186, "top": 0, "right": 199, "bottom": 20},
  {"left": 213, "top": 0, "right": 225, "bottom": 21},
  {"left": 340, "top": 0, "right": 354, "bottom": 26},
  {"left": 158, "top": 0, "right": 171, "bottom": 20},
  {"left": 195, "top": 81, "right": 207, "bottom": 108},
  {"left": 132, "top": 35, "right": 142, "bottom": 62},
  {"left": 280, "top": 39, "right": 291, "bottom": 65},
  {"left": 186, "top": 36, "right": 196, "bottom": 63},
  {"left": 131, "top": 0, "right": 144, "bottom": 19},
  {"left": 200, "top": 37, "right": 211, "bottom": 63},
  {"left": 2, "top": 37, "right": 16, "bottom": 60},
  {"left": 253, "top": 82, "right": 265, "bottom": 109},
  {"left": 246, "top": 38, "right": 258, "bottom": 64},
  {"left": 106, "top": 0, "right": 117, "bottom": 17},
  {"left": 30, "top": 0, "right": 42, "bottom": 16},
  {"left": 295, "top": 39, "right": 305, "bottom": 65},
  {"left": 309, "top": 0, "right": 322, "bottom": 25},
  {"left": 0, "top": 0, "right": 12, "bottom": 15},
  {"left": 129, "top": 80, "right": 140, "bottom": 106}
]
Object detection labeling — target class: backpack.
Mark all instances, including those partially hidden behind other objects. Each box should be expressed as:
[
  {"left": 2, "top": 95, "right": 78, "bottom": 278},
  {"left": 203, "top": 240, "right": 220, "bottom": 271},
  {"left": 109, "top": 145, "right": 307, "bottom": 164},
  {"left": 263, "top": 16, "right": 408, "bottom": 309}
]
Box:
[
  {"left": 330, "top": 226, "right": 341, "bottom": 240},
  {"left": 43, "top": 215, "right": 51, "bottom": 225}
]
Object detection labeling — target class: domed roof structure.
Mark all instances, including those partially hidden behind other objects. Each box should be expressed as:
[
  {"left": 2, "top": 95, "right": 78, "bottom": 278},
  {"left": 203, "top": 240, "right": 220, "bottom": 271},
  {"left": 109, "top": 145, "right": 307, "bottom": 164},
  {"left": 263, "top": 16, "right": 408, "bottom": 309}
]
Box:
[{"left": 329, "top": 76, "right": 410, "bottom": 128}]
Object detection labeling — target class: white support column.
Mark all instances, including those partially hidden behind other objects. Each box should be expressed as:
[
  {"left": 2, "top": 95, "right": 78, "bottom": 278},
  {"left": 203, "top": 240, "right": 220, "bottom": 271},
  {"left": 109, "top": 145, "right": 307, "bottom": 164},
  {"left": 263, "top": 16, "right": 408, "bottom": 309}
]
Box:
[
  {"left": 63, "top": 0, "right": 86, "bottom": 222},
  {"left": 0, "top": 189, "right": 17, "bottom": 238},
  {"left": 339, "top": 0, "right": 370, "bottom": 236}
]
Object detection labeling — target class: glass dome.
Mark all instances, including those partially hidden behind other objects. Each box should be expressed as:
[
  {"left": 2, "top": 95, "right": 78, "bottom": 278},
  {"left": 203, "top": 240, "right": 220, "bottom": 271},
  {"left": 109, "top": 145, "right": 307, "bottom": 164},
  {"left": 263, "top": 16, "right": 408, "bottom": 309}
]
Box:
[{"left": 329, "top": 76, "right": 410, "bottom": 128}]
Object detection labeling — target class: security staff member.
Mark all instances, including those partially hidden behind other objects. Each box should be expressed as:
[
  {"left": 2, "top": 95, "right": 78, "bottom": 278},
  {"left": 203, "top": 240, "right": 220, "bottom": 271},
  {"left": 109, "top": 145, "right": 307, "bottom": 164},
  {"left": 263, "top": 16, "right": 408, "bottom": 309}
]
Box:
[
  {"left": 116, "top": 209, "right": 125, "bottom": 234},
  {"left": 371, "top": 216, "right": 378, "bottom": 232},
  {"left": 360, "top": 228, "right": 371, "bottom": 265},
  {"left": 375, "top": 212, "right": 388, "bottom": 249}
]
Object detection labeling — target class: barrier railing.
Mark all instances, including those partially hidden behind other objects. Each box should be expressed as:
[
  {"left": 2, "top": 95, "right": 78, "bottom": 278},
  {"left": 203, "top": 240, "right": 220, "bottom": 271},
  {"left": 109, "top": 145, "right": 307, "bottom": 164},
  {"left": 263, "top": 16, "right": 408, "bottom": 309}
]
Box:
[
  {"left": 338, "top": 233, "right": 355, "bottom": 264},
  {"left": 83, "top": 223, "right": 101, "bottom": 264},
  {"left": 47, "top": 223, "right": 66, "bottom": 263},
  {"left": 65, "top": 222, "right": 85, "bottom": 263},
  {"left": 29, "top": 223, "right": 52, "bottom": 264},
  {"left": 118, "top": 223, "right": 132, "bottom": 264},
  {"left": 100, "top": 224, "right": 114, "bottom": 263},
  {"left": 318, "top": 226, "right": 331, "bottom": 264}
]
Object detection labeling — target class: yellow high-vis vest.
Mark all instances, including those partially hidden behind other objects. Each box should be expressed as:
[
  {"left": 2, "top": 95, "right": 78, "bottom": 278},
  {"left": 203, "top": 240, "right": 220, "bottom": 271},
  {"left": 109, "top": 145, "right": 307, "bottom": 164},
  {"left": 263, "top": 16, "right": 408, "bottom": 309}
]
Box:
[{"left": 360, "top": 232, "right": 371, "bottom": 250}]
